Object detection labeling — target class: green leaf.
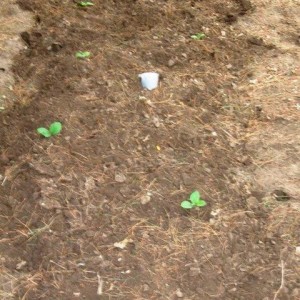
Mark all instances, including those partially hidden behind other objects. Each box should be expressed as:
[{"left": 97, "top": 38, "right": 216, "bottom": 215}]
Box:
[
  {"left": 37, "top": 127, "right": 51, "bottom": 138},
  {"left": 75, "top": 51, "right": 91, "bottom": 59},
  {"left": 191, "top": 33, "right": 206, "bottom": 40},
  {"left": 181, "top": 201, "right": 194, "bottom": 209},
  {"left": 49, "top": 122, "right": 62, "bottom": 136},
  {"left": 195, "top": 200, "right": 207, "bottom": 207},
  {"left": 190, "top": 191, "right": 200, "bottom": 205},
  {"left": 78, "top": 1, "right": 94, "bottom": 6}
]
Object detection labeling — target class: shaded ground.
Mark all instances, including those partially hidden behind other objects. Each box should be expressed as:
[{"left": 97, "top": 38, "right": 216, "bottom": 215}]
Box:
[
  {"left": 0, "top": 0, "right": 33, "bottom": 109},
  {"left": 0, "top": 0, "right": 299, "bottom": 299}
]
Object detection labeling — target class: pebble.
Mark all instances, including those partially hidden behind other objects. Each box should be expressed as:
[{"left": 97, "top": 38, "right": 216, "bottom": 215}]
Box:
[
  {"left": 168, "top": 59, "right": 176, "bottom": 67},
  {"left": 152, "top": 116, "right": 161, "bottom": 128},
  {"left": 16, "top": 260, "right": 27, "bottom": 270},
  {"left": 246, "top": 196, "right": 259, "bottom": 209},
  {"left": 73, "top": 292, "right": 81, "bottom": 297},
  {"left": 141, "top": 193, "right": 151, "bottom": 205},
  {"left": 143, "top": 284, "right": 150, "bottom": 292},
  {"left": 175, "top": 289, "right": 183, "bottom": 298},
  {"left": 249, "top": 78, "right": 258, "bottom": 84},
  {"left": 115, "top": 173, "right": 126, "bottom": 183},
  {"left": 295, "top": 246, "right": 300, "bottom": 256}
]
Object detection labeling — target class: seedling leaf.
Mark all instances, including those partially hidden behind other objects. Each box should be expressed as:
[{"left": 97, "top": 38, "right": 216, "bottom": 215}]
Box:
[
  {"left": 181, "top": 201, "right": 194, "bottom": 209},
  {"left": 75, "top": 51, "right": 91, "bottom": 59},
  {"left": 78, "top": 1, "right": 94, "bottom": 6},
  {"left": 195, "top": 200, "right": 207, "bottom": 207},
  {"left": 190, "top": 191, "right": 200, "bottom": 205},
  {"left": 37, "top": 127, "right": 51, "bottom": 138},
  {"left": 191, "top": 33, "right": 206, "bottom": 40},
  {"left": 49, "top": 122, "right": 62, "bottom": 136}
]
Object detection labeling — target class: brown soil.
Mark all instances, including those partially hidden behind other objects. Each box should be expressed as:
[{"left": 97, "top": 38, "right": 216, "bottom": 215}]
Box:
[
  {"left": 0, "top": 0, "right": 32, "bottom": 109},
  {"left": 0, "top": 0, "right": 299, "bottom": 299}
]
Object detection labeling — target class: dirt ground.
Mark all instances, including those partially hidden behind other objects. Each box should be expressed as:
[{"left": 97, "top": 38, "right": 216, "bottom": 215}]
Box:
[
  {"left": 0, "top": 0, "right": 32, "bottom": 109},
  {"left": 0, "top": 0, "right": 299, "bottom": 299}
]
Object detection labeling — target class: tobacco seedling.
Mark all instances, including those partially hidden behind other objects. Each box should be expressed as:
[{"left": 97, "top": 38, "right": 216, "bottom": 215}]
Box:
[
  {"left": 37, "top": 122, "right": 62, "bottom": 138},
  {"left": 191, "top": 33, "right": 206, "bottom": 40},
  {"left": 75, "top": 51, "right": 91, "bottom": 59},
  {"left": 78, "top": 1, "right": 94, "bottom": 7},
  {"left": 181, "top": 190, "right": 207, "bottom": 209}
]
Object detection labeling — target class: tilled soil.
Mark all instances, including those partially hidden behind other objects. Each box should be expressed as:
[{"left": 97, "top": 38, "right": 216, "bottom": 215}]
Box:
[{"left": 0, "top": 0, "right": 299, "bottom": 299}]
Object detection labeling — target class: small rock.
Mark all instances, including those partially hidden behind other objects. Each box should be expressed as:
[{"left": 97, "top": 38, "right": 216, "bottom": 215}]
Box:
[
  {"left": 249, "top": 79, "right": 258, "bottom": 85},
  {"left": 168, "top": 59, "right": 176, "bottom": 67},
  {"left": 175, "top": 288, "right": 183, "bottom": 298},
  {"left": 114, "top": 238, "right": 133, "bottom": 250},
  {"left": 77, "top": 262, "right": 85, "bottom": 267},
  {"left": 152, "top": 116, "right": 161, "bottom": 128},
  {"left": 295, "top": 246, "right": 300, "bottom": 256},
  {"left": 231, "top": 82, "right": 237, "bottom": 89},
  {"left": 246, "top": 196, "right": 259, "bottom": 210},
  {"left": 16, "top": 260, "right": 27, "bottom": 270},
  {"left": 141, "top": 193, "right": 151, "bottom": 205},
  {"left": 209, "top": 218, "right": 216, "bottom": 224},
  {"left": 211, "top": 209, "right": 221, "bottom": 217},
  {"left": 115, "top": 173, "right": 126, "bottom": 183},
  {"left": 143, "top": 284, "right": 150, "bottom": 292},
  {"left": 85, "top": 177, "right": 95, "bottom": 190},
  {"left": 59, "top": 174, "right": 73, "bottom": 183},
  {"left": 142, "top": 232, "right": 150, "bottom": 239},
  {"left": 73, "top": 292, "right": 81, "bottom": 297}
]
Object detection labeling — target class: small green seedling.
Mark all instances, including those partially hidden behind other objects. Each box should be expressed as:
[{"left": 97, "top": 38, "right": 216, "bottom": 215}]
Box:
[
  {"left": 75, "top": 51, "right": 91, "bottom": 59},
  {"left": 78, "top": 1, "right": 94, "bottom": 7},
  {"left": 37, "top": 122, "right": 62, "bottom": 138},
  {"left": 181, "top": 190, "right": 207, "bottom": 209},
  {"left": 191, "top": 33, "right": 206, "bottom": 40}
]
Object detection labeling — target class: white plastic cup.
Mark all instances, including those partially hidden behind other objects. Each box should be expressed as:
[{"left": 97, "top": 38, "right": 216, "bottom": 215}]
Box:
[{"left": 138, "top": 72, "right": 159, "bottom": 90}]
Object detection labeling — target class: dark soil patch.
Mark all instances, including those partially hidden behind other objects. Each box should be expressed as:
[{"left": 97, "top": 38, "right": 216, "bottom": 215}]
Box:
[{"left": 1, "top": 0, "right": 298, "bottom": 299}]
